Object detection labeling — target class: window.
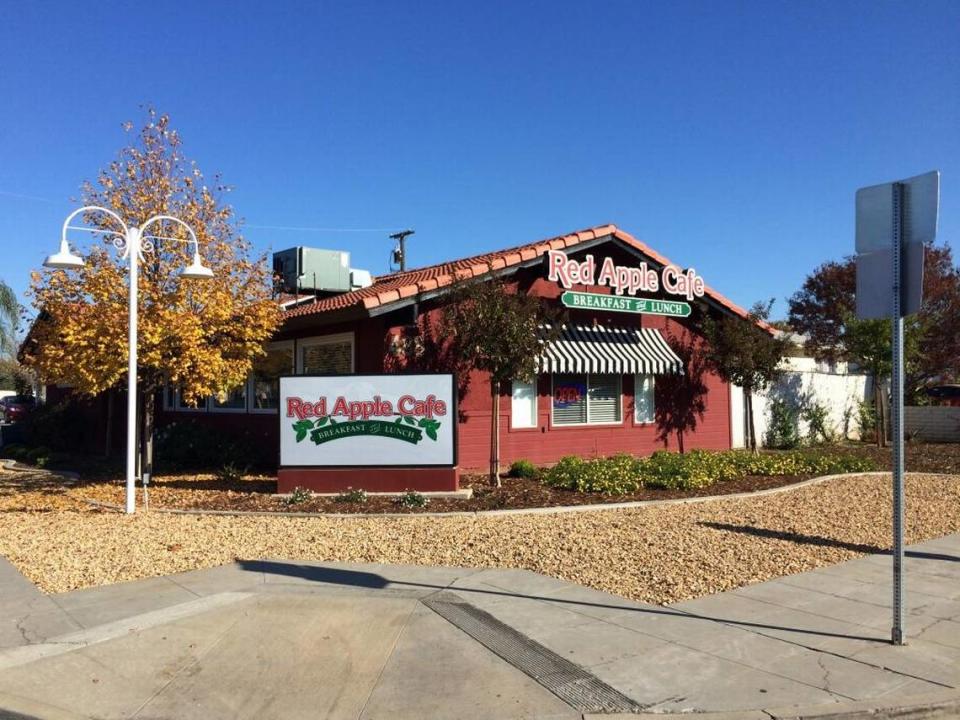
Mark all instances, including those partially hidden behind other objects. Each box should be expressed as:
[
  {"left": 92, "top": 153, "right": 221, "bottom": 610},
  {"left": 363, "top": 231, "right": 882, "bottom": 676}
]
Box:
[
  {"left": 210, "top": 383, "right": 246, "bottom": 413},
  {"left": 552, "top": 374, "right": 622, "bottom": 426},
  {"left": 175, "top": 389, "right": 206, "bottom": 412},
  {"left": 634, "top": 374, "right": 655, "bottom": 424},
  {"left": 298, "top": 333, "right": 354, "bottom": 374},
  {"left": 511, "top": 379, "right": 538, "bottom": 428},
  {"left": 250, "top": 342, "right": 294, "bottom": 412}
]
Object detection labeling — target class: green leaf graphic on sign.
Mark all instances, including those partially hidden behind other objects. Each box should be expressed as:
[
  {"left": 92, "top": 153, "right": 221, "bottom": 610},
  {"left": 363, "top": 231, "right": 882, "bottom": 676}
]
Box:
[
  {"left": 425, "top": 426, "right": 438, "bottom": 441},
  {"left": 292, "top": 420, "right": 314, "bottom": 442},
  {"left": 394, "top": 416, "right": 403, "bottom": 424},
  {"left": 316, "top": 416, "right": 328, "bottom": 427},
  {"left": 403, "top": 416, "right": 416, "bottom": 426}
]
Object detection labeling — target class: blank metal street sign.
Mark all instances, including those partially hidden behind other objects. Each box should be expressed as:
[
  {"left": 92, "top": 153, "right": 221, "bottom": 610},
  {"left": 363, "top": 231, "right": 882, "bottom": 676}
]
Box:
[{"left": 856, "top": 170, "right": 939, "bottom": 253}]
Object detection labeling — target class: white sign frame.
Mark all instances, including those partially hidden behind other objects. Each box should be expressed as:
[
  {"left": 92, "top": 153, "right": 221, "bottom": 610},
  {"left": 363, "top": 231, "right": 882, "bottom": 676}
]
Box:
[{"left": 279, "top": 374, "right": 457, "bottom": 468}]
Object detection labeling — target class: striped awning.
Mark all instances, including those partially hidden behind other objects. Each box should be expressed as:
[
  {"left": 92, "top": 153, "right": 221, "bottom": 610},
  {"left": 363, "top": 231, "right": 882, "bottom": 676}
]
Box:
[{"left": 538, "top": 324, "right": 683, "bottom": 375}]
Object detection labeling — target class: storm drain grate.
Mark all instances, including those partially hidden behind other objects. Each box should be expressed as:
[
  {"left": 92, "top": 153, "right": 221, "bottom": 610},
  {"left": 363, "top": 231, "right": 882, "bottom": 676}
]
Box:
[{"left": 422, "top": 593, "right": 645, "bottom": 714}]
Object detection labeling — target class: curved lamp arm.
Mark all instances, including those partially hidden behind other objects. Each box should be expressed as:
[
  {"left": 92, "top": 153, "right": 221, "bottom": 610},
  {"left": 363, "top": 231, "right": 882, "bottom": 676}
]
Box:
[
  {"left": 61, "top": 205, "right": 129, "bottom": 240},
  {"left": 140, "top": 214, "right": 200, "bottom": 253}
]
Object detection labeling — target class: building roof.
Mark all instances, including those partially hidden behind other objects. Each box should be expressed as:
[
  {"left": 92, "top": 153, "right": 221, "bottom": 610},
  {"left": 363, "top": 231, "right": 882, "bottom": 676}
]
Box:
[{"left": 282, "top": 223, "right": 770, "bottom": 330}]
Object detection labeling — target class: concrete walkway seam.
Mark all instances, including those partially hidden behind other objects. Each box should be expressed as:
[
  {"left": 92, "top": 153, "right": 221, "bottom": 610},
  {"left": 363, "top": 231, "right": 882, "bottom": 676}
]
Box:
[
  {"left": 74, "top": 471, "right": 957, "bottom": 519},
  {"left": 0, "top": 591, "right": 252, "bottom": 672}
]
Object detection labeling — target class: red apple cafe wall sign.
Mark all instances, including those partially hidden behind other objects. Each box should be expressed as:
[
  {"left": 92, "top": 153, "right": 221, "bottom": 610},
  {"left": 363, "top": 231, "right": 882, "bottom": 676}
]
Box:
[
  {"left": 547, "top": 249, "right": 705, "bottom": 317},
  {"left": 277, "top": 374, "right": 458, "bottom": 493}
]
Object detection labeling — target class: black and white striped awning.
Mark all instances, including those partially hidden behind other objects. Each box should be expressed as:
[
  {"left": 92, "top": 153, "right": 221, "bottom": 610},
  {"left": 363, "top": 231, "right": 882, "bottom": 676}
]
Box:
[{"left": 538, "top": 325, "right": 683, "bottom": 375}]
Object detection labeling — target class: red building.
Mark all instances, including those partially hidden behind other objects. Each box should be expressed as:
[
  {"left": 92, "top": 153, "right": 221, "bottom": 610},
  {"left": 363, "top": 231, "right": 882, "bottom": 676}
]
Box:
[{"left": 146, "top": 223, "right": 765, "bottom": 491}]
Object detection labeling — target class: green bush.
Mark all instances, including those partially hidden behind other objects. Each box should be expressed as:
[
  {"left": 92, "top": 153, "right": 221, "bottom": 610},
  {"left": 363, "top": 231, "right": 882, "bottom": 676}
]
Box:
[
  {"left": 508, "top": 459, "right": 538, "bottom": 478},
  {"left": 542, "top": 449, "right": 878, "bottom": 495},
  {"left": 765, "top": 398, "right": 801, "bottom": 449},
  {"left": 1, "top": 444, "right": 27, "bottom": 461},
  {"left": 394, "top": 490, "right": 429, "bottom": 508},
  {"left": 283, "top": 486, "right": 313, "bottom": 506},
  {"left": 543, "top": 454, "right": 642, "bottom": 494},
  {"left": 334, "top": 488, "right": 367, "bottom": 504},
  {"left": 802, "top": 401, "right": 836, "bottom": 444},
  {"left": 215, "top": 462, "right": 248, "bottom": 483},
  {"left": 154, "top": 420, "right": 265, "bottom": 471},
  {"left": 26, "top": 446, "right": 52, "bottom": 464}
]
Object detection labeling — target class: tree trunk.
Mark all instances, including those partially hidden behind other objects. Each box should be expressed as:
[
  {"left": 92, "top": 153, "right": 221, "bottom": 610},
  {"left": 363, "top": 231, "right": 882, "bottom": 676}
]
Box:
[
  {"left": 139, "top": 389, "right": 155, "bottom": 485},
  {"left": 104, "top": 388, "right": 113, "bottom": 457},
  {"left": 874, "top": 381, "right": 886, "bottom": 448},
  {"left": 746, "top": 389, "right": 758, "bottom": 453},
  {"left": 489, "top": 381, "right": 501, "bottom": 487},
  {"left": 140, "top": 390, "right": 157, "bottom": 481}
]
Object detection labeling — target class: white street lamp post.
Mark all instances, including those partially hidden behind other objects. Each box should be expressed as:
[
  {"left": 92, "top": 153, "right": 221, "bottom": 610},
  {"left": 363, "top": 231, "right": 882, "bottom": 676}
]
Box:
[{"left": 45, "top": 206, "right": 214, "bottom": 514}]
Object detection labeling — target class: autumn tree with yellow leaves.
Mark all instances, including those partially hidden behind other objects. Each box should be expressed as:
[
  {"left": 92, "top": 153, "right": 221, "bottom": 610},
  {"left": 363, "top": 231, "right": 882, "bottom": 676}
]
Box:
[{"left": 25, "top": 110, "right": 280, "bottom": 471}]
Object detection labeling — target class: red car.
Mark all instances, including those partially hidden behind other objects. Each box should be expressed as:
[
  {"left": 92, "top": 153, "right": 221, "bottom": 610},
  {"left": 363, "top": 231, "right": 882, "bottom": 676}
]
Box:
[{"left": 0, "top": 395, "right": 36, "bottom": 423}]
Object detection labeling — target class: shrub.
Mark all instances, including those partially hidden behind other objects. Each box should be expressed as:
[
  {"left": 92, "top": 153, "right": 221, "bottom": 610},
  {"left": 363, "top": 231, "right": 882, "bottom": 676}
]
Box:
[
  {"left": 1, "top": 444, "right": 27, "bottom": 461},
  {"left": 802, "top": 401, "right": 836, "bottom": 445},
  {"left": 543, "top": 454, "right": 642, "bottom": 494},
  {"left": 283, "top": 486, "right": 313, "bottom": 506},
  {"left": 542, "top": 449, "right": 878, "bottom": 495},
  {"left": 215, "top": 462, "right": 248, "bottom": 484},
  {"left": 765, "top": 398, "right": 801, "bottom": 449},
  {"left": 26, "top": 446, "right": 52, "bottom": 465},
  {"left": 154, "top": 420, "right": 264, "bottom": 471},
  {"left": 334, "top": 487, "right": 367, "bottom": 504},
  {"left": 508, "top": 459, "right": 538, "bottom": 479},
  {"left": 394, "top": 490, "right": 429, "bottom": 509},
  {"left": 858, "top": 399, "right": 877, "bottom": 443}
]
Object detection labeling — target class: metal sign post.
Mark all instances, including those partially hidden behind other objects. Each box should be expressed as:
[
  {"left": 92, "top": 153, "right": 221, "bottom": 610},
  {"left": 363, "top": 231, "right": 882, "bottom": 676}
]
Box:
[
  {"left": 890, "top": 183, "right": 906, "bottom": 646},
  {"left": 855, "top": 170, "right": 939, "bottom": 647}
]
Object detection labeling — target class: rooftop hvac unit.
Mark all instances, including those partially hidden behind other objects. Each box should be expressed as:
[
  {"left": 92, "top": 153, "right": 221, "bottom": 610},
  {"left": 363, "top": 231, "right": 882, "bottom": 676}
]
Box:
[{"left": 273, "top": 247, "right": 353, "bottom": 294}]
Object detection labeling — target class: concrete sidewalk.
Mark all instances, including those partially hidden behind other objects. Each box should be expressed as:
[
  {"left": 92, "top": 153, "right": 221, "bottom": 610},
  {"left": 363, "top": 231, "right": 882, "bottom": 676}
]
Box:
[{"left": 0, "top": 534, "right": 958, "bottom": 719}]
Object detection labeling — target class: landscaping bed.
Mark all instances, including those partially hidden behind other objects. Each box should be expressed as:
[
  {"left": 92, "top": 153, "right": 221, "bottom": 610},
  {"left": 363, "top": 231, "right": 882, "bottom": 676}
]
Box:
[
  {"left": 2, "top": 442, "right": 956, "bottom": 516},
  {"left": 70, "top": 470, "right": 817, "bottom": 515}
]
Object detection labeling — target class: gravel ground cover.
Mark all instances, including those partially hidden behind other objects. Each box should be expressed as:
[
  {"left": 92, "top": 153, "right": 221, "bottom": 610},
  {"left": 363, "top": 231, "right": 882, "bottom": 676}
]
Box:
[{"left": 0, "top": 463, "right": 957, "bottom": 604}]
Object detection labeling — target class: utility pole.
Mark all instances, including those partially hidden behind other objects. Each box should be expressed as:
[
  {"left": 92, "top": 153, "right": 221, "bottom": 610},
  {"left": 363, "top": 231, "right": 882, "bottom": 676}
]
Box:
[{"left": 390, "top": 229, "right": 415, "bottom": 271}]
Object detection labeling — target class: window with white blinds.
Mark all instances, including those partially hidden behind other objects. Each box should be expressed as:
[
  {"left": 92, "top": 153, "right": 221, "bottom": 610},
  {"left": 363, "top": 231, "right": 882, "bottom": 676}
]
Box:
[
  {"left": 297, "top": 333, "right": 354, "bottom": 374},
  {"left": 552, "top": 374, "right": 622, "bottom": 426}
]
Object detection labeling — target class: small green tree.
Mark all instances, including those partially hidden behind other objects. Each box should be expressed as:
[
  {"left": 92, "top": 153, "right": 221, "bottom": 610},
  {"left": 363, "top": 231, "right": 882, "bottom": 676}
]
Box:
[
  {"left": 441, "top": 278, "right": 563, "bottom": 485},
  {"left": 0, "top": 280, "right": 18, "bottom": 358},
  {"left": 701, "top": 301, "right": 790, "bottom": 452}
]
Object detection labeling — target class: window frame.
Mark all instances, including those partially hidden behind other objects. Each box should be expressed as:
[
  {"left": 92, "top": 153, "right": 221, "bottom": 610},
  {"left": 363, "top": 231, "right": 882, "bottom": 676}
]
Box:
[
  {"left": 510, "top": 377, "right": 539, "bottom": 430},
  {"left": 248, "top": 340, "right": 295, "bottom": 414},
  {"left": 550, "top": 373, "right": 624, "bottom": 428},
  {"left": 633, "top": 373, "right": 656, "bottom": 425},
  {"left": 296, "top": 332, "right": 355, "bottom": 375},
  {"left": 208, "top": 382, "right": 248, "bottom": 414}
]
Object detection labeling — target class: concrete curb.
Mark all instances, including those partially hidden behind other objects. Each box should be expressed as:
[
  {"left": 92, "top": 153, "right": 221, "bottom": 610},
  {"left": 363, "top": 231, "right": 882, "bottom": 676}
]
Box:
[
  {"left": 589, "top": 687, "right": 960, "bottom": 719},
  {"left": 73, "top": 471, "right": 952, "bottom": 520}
]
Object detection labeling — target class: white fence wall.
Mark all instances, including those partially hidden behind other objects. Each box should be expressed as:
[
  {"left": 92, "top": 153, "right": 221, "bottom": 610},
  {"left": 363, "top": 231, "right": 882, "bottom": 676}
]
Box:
[
  {"left": 731, "top": 359, "right": 871, "bottom": 448},
  {"left": 904, "top": 406, "right": 960, "bottom": 442}
]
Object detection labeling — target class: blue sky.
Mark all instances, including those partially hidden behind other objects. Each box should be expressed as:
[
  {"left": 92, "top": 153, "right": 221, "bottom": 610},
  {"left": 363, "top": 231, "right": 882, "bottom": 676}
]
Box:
[{"left": 2, "top": 1, "right": 958, "bottom": 321}]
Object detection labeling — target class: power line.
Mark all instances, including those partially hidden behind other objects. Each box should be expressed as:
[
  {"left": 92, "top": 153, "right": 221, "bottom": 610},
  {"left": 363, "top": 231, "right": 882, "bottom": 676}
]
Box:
[{"left": 245, "top": 224, "right": 405, "bottom": 233}]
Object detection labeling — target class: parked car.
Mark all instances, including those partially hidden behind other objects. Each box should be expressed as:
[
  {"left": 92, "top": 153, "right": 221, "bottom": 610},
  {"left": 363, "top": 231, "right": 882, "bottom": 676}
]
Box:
[
  {"left": 924, "top": 384, "right": 960, "bottom": 407},
  {"left": 0, "top": 395, "right": 36, "bottom": 423}
]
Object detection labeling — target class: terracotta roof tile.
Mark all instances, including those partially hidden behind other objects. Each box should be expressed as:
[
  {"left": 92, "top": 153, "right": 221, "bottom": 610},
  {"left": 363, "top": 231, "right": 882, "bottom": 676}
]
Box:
[{"left": 281, "top": 223, "right": 767, "bottom": 331}]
